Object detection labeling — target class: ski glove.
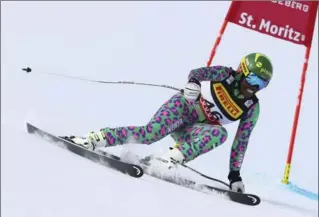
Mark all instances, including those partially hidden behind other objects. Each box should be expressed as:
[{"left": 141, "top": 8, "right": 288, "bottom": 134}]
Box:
[
  {"left": 183, "top": 78, "right": 201, "bottom": 102},
  {"left": 228, "top": 171, "right": 245, "bottom": 193}
]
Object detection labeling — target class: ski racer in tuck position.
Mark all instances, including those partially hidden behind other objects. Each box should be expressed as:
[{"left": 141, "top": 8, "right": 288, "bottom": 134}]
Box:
[{"left": 62, "top": 52, "right": 273, "bottom": 193}]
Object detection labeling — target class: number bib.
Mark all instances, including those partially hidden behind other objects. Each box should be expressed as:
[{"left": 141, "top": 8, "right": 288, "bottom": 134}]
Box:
[
  {"left": 200, "top": 81, "right": 234, "bottom": 125},
  {"left": 197, "top": 69, "right": 259, "bottom": 125}
]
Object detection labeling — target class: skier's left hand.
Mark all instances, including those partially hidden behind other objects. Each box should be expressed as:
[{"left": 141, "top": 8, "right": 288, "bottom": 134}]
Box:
[
  {"left": 183, "top": 77, "right": 201, "bottom": 102},
  {"left": 228, "top": 171, "right": 245, "bottom": 193}
]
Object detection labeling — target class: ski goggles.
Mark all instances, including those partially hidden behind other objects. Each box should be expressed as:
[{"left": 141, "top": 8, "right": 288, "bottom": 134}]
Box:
[{"left": 245, "top": 72, "right": 269, "bottom": 90}]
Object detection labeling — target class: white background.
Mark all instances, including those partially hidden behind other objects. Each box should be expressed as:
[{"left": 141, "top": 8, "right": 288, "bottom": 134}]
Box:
[{"left": 2, "top": 2, "right": 318, "bottom": 217}]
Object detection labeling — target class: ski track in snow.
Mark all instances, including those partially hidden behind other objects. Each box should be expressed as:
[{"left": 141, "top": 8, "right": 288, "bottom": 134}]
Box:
[{"left": 1, "top": 123, "right": 318, "bottom": 217}]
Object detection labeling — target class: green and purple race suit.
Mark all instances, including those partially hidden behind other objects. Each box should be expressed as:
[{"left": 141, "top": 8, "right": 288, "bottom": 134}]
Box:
[{"left": 101, "top": 66, "right": 259, "bottom": 172}]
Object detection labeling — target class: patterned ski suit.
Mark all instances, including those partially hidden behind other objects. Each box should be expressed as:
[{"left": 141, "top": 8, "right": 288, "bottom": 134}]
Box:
[{"left": 101, "top": 66, "right": 259, "bottom": 172}]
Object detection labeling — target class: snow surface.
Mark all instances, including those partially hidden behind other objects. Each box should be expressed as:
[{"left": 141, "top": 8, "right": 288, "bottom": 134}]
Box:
[{"left": 2, "top": 2, "right": 318, "bottom": 217}]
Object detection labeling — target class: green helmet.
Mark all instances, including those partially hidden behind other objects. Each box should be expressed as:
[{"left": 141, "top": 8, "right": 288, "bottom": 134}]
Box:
[{"left": 240, "top": 52, "right": 273, "bottom": 82}]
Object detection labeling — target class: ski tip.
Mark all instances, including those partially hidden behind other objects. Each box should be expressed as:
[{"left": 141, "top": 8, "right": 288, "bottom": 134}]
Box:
[
  {"left": 128, "top": 165, "right": 144, "bottom": 178},
  {"left": 228, "top": 192, "right": 261, "bottom": 206},
  {"left": 26, "top": 122, "right": 35, "bottom": 134},
  {"left": 246, "top": 194, "right": 261, "bottom": 206}
]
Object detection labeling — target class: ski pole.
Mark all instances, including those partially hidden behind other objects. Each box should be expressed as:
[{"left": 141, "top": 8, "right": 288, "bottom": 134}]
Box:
[
  {"left": 168, "top": 146, "right": 230, "bottom": 188},
  {"left": 23, "top": 67, "right": 229, "bottom": 186},
  {"left": 180, "top": 163, "right": 230, "bottom": 188},
  {"left": 22, "top": 67, "right": 181, "bottom": 91}
]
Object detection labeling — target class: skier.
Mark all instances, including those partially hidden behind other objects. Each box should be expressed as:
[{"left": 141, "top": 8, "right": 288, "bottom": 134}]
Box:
[{"left": 62, "top": 52, "right": 273, "bottom": 193}]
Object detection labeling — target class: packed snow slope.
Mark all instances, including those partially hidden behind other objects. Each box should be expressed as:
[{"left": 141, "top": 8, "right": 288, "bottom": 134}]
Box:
[
  {"left": 2, "top": 2, "right": 318, "bottom": 217},
  {"left": 1, "top": 123, "right": 318, "bottom": 217}
]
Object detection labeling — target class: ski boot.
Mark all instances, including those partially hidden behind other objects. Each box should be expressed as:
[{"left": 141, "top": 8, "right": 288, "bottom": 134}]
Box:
[
  {"left": 141, "top": 143, "right": 185, "bottom": 169},
  {"left": 60, "top": 130, "right": 107, "bottom": 151}
]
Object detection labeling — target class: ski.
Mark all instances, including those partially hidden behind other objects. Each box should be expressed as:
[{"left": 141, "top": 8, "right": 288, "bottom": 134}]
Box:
[
  {"left": 98, "top": 149, "right": 260, "bottom": 206},
  {"left": 26, "top": 122, "right": 144, "bottom": 178},
  {"left": 146, "top": 170, "right": 260, "bottom": 206},
  {"left": 200, "top": 183, "right": 260, "bottom": 206}
]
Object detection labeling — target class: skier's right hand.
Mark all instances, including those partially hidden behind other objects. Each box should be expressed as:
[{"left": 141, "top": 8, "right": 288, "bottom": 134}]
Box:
[
  {"left": 183, "top": 78, "right": 201, "bottom": 102},
  {"left": 228, "top": 171, "right": 245, "bottom": 193}
]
